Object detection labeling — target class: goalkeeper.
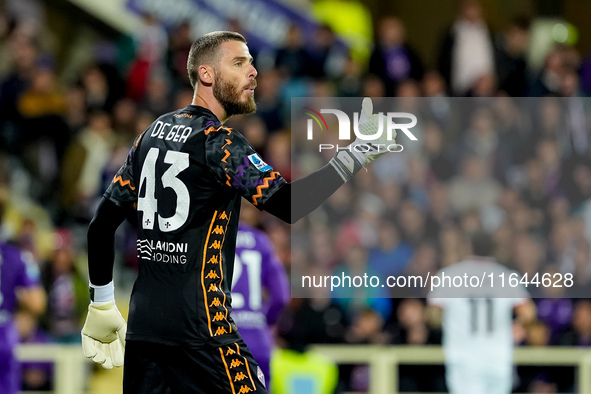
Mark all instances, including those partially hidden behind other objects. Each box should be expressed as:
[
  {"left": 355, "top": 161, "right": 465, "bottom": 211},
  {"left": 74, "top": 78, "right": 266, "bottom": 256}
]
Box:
[{"left": 82, "top": 31, "right": 395, "bottom": 393}]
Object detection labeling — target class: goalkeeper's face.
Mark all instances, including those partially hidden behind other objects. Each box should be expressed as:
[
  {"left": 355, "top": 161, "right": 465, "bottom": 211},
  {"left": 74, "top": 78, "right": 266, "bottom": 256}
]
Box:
[{"left": 213, "top": 41, "right": 257, "bottom": 116}]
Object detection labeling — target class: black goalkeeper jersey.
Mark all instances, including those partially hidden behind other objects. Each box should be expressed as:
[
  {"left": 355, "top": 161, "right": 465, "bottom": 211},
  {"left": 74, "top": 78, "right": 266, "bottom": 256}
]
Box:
[{"left": 104, "top": 105, "right": 286, "bottom": 347}]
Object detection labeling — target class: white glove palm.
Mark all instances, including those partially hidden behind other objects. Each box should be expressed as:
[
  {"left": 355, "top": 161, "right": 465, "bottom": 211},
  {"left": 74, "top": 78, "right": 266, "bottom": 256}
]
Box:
[
  {"left": 330, "top": 97, "right": 396, "bottom": 182},
  {"left": 81, "top": 300, "right": 127, "bottom": 369}
]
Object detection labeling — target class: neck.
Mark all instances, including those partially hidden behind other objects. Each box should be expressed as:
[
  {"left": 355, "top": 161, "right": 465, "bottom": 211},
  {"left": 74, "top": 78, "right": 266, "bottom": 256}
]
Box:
[{"left": 191, "top": 89, "right": 228, "bottom": 124}]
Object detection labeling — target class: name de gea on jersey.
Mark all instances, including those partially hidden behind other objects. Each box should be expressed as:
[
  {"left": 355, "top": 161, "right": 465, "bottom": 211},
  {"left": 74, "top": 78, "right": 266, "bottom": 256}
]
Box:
[{"left": 150, "top": 121, "right": 193, "bottom": 143}]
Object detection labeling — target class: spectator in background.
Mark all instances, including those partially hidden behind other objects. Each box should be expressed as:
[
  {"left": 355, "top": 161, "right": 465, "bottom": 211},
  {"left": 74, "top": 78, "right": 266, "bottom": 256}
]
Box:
[
  {"left": 390, "top": 299, "right": 433, "bottom": 345},
  {"left": 266, "top": 131, "right": 292, "bottom": 182},
  {"left": 16, "top": 63, "right": 69, "bottom": 201},
  {"left": 308, "top": 24, "right": 348, "bottom": 80},
  {"left": 530, "top": 44, "right": 580, "bottom": 97},
  {"left": 422, "top": 122, "right": 455, "bottom": 182},
  {"left": 127, "top": 12, "right": 168, "bottom": 101},
  {"left": 560, "top": 71, "right": 589, "bottom": 158},
  {"left": 274, "top": 25, "right": 311, "bottom": 80},
  {"left": 0, "top": 33, "right": 38, "bottom": 154},
  {"left": 166, "top": 21, "right": 193, "bottom": 89},
  {"left": 40, "top": 229, "right": 87, "bottom": 343},
  {"left": 398, "top": 199, "right": 433, "bottom": 247},
  {"left": 139, "top": 73, "right": 172, "bottom": 116},
  {"left": 362, "top": 73, "right": 387, "bottom": 98},
  {"left": 369, "top": 16, "right": 423, "bottom": 96},
  {"left": 460, "top": 107, "right": 499, "bottom": 172},
  {"left": 59, "top": 110, "right": 115, "bottom": 221},
  {"left": 536, "top": 139, "right": 562, "bottom": 197},
  {"left": 535, "top": 294, "right": 573, "bottom": 344},
  {"left": 346, "top": 308, "right": 390, "bottom": 345},
  {"left": 559, "top": 300, "right": 591, "bottom": 346},
  {"left": 512, "top": 234, "right": 544, "bottom": 277},
  {"left": 526, "top": 321, "right": 551, "bottom": 347},
  {"left": 367, "top": 220, "right": 413, "bottom": 278},
  {"left": 401, "top": 242, "right": 440, "bottom": 298},
  {"left": 336, "top": 55, "right": 363, "bottom": 97},
  {"left": 448, "top": 155, "right": 502, "bottom": 214},
  {"left": 235, "top": 115, "right": 268, "bottom": 153},
  {"left": 332, "top": 243, "right": 393, "bottom": 321},
  {"left": 437, "top": 0, "right": 496, "bottom": 96},
  {"left": 253, "top": 70, "right": 284, "bottom": 132},
  {"left": 311, "top": 0, "right": 373, "bottom": 65},
  {"left": 80, "top": 64, "right": 112, "bottom": 112},
  {"left": 495, "top": 17, "right": 531, "bottom": 97},
  {"left": 428, "top": 182, "right": 454, "bottom": 229},
  {"left": 278, "top": 282, "right": 349, "bottom": 347},
  {"left": 63, "top": 84, "right": 87, "bottom": 135},
  {"left": 439, "top": 226, "right": 467, "bottom": 268},
  {"left": 111, "top": 98, "right": 138, "bottom": 143}
]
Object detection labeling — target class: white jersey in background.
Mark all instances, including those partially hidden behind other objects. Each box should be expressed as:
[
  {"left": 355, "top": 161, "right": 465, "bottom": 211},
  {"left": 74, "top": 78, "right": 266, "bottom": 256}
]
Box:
[{"left": 428, "top": 257, "right": 529, "bottom": 394}]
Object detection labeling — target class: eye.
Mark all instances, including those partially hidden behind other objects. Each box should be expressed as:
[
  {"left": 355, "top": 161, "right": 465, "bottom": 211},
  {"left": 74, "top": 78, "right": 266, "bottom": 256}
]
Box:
[{"left": 235, "top": 62, "right": 242, "bottom": 67}]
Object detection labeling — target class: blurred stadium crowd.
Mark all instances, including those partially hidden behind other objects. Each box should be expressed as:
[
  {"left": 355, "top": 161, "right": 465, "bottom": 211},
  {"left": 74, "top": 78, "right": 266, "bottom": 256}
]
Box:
[{"left": 0, "top": 0, "right": 591, "bottom": 392}]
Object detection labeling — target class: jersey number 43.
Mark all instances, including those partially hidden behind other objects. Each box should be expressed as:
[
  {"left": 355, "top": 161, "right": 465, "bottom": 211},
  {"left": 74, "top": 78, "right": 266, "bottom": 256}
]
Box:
[{"left": 138, "top": 147, "right": 190, "bottom": 232}]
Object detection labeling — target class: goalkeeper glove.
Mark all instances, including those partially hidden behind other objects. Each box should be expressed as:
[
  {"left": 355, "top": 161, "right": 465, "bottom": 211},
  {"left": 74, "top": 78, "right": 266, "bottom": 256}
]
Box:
[
  {"left": 329, "top": 97, "right": 396, "bottom": 182},
  {"left": 81, "top": 282, "right": 126, "bottom": 369}
]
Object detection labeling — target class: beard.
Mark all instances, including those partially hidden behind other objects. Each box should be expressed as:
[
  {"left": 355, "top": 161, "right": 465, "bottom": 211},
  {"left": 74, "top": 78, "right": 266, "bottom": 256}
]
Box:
[{"left": 213, "top": 73, "right": 257, "bottom": 116}]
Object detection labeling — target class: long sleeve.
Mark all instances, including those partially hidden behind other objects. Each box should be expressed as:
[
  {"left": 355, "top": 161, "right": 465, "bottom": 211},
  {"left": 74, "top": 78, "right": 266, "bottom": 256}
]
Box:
[
  {"left": 260, "top": 163, "right": 345, "bottom": 224},
  {"left": 87, "top": 198, "right": 128, "bottom": 286}
]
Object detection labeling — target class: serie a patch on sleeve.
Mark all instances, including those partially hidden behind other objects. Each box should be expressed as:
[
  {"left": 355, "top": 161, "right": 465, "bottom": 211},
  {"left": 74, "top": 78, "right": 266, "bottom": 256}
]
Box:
[{"left": 247, "top": 153, "right": 273, "bottom": 172}]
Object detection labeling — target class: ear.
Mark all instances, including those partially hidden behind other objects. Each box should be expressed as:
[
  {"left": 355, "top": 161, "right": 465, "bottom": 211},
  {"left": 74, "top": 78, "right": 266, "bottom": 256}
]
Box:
[{"left": 198, "top": 65, "right": 214, "bottom": 85}]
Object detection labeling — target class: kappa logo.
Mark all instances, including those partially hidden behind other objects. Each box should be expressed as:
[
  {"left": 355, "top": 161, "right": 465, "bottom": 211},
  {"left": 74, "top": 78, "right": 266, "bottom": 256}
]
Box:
[
  {"left": 212, "top": 312, "right": 225, "bottom": 322},
  {"left": 205, "top": 270, "right": 220, "bottom": 279},
  {"left": 238, "top": 386, "right": 253, "bottom": 394},
  {"left": 209, "top": 240, "right": 221, "bottom": 250},
  {"left": 215, "top": 327, "right": 228, "bottom": 336},
  {"left": 230, "top": 359, "right": 244, "bottom": 368},
  {"left": 247, "top": 153, "right": 272, "bottom": 172},
  {"left": 207, "top": 255, "right": 219, "bottom": 264},
  {"left": 234, "top": 372, "right": 247, "bottom": 382},
  {"left": 209, "top": 297, "right": 222, "bottom": 307},
  {"left": 226, "top": 348, "right": 236, "bottom": 356},
  {"left": 213, "top": 225, "right": 225, "bottom": 235},
  {"left": 219, "top": 212, "right": 228, "bottom": 220},
  {"left": 208, "top": 283, "right": 222, "bottom": 292}
]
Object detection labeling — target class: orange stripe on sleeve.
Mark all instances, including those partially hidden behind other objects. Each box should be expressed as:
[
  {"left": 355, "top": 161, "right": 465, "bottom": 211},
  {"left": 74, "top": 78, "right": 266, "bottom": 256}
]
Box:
[
  {"left": 222, "top": 148, "right": 231, "bottom": 163},
  {"left": 251, "top": 171, "right": 279, "bottom": 206},
  {"left": 112, "top": 175, "right": 136, "bottom": 190},
  {"left": 134, "top": 132, "right": 144, "bottom": 147}
]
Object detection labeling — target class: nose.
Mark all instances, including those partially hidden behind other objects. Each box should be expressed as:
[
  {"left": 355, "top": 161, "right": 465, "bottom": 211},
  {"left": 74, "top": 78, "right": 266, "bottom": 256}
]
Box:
[{"left": 248, "top": 63, "right": 257, "bottom": 79}]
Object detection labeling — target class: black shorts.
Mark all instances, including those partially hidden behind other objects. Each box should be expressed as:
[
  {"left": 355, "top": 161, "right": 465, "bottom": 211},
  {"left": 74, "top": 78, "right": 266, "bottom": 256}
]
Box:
[{"left": 123, "top": 339, "right": 268, "bottom": 394}]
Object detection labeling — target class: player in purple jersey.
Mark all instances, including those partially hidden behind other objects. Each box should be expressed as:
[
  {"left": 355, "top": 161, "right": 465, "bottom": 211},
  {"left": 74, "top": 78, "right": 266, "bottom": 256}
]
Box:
[
  {"left": 232, "top": 204, "right": 289, "bottom": 389},
  {"left": 0, "top": 203, "right": 46, "bottom": 394}
]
